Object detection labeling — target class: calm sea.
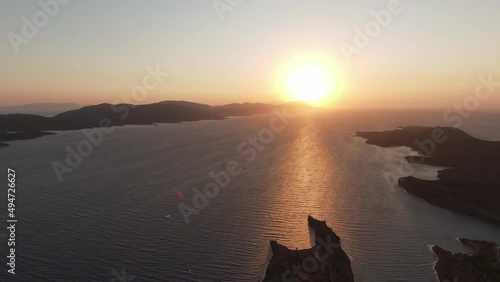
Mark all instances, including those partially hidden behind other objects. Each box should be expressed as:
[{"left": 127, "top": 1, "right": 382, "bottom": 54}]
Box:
[{"left": 1, "top": 109, "right": 500, "bottom": 281}]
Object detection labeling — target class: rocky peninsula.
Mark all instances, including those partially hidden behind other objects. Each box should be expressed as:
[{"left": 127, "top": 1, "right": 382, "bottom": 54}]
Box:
[
  {"left": 433, "top": 239, "right": 500, "bottom": 281},
  {"left": 355, "top": 126, "right": 500, "bottom": 224},
  {"left": 262, "top": 216, "right": 354, "bottom": 282}
]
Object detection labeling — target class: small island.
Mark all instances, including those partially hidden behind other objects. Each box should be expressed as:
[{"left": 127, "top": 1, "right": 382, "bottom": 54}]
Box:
[
  {"left": 433, "top": 238, "right": 500, "bottom": 281},
  {"left": 355, "top": 126, "right": 500, "bottom": 225},
  {"left": 262, "top": 216, "right": 354, "bottom": 282}
]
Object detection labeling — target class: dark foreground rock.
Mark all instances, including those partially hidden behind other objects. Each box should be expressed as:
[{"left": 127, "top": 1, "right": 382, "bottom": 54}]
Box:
[
  {"left": 433, "top": 239, "right": 500, "bottom": 282},
  {"left": 262, "top": 216, "right": 354, "bottom": 282},
  {"left": 355, "top": 126, "right": 500, "bottom": 224}
]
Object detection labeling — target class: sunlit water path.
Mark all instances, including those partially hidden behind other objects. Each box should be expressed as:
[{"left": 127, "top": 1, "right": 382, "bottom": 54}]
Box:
[{"left": 1, "top": 110, "right": 500, "bottom": 281}]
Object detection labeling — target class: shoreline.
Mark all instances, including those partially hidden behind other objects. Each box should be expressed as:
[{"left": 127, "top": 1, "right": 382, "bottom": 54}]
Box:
[
  {"left": 356, "top": 126, "right": 500, "bottom": 281},
  {"left": 0, "top": 116, "right": 272, "bottom": 148},
  {"left": 0, "top": 101, "right": 311, "bottom": 148},
  {"left": 0, "top": 131, "right": 56, "bottom": 147},
  {"left": 432, "top": 239, "right": 500, "bottom": 281},
  {"left": 355, "top": 126, "right": 500, "bottom": 226}
]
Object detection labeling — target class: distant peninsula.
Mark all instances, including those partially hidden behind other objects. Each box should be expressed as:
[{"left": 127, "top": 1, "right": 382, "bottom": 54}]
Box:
[
  {"left": 0, "top": 102, "right": 81, "bottom": 117},
  {"left": 355, "top": 126, "right": 500, "bottom": 225},
  {"left": 0, "top": 131, "right": 55, "bottom": 147},
  {"left": 262, "top": 216, "right": 354, "bottom": 282},
  {"left": 0, "top": 100, "right": 311, "bottom": 147}
]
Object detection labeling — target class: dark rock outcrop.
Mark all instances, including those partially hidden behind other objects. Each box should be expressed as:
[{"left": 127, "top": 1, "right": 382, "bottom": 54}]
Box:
[
  {"left": 262, "top": 216, "right": 354, "bottom": 282},
  {"left": 355, "top": 126, "right": 500, "bottom": 224},
  {"left": 433, "top": 239, "right": 500, "bottom": 281}
]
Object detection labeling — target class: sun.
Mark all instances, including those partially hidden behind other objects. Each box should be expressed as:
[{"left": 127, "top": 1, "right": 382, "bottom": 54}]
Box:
[{"left": 286, "top": 64, "right": 333, "bottom": 105}]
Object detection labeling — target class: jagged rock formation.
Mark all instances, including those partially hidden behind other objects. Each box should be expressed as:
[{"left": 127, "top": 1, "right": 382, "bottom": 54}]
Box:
[{"left": 262, "top": 216, "right": 354, "bottom": 282}]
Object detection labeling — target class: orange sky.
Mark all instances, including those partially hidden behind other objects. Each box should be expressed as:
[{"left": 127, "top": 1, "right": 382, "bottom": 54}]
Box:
[{"left": 1, "top": 1, "right": 499, "bottom": 109}]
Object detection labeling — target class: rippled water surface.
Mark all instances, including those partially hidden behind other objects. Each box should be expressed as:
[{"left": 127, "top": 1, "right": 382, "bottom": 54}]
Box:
[{"left": 1, "top": 109, "right": 500, "bottom": 281}]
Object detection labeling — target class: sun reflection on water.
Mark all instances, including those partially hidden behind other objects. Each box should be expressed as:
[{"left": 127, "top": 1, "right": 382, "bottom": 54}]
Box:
[{"left": 264, "top": 114, "right": 345, "bottom": 249}]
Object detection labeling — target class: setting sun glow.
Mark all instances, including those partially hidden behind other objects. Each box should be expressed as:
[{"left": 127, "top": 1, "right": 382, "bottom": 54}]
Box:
[{"left": 286, "top": 64, "right": 333, "bottom": 105}]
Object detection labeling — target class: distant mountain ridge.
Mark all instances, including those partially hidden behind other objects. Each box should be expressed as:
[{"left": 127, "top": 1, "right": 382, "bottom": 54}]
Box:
[
  {"left": 0, "top": 103, "right": 81, "bottom": 117},
  {"left": 215, "top": 101, "right": 310, "bottom": 116},
  {"left": 0, "top": 100, "right": 311, "bottom": 146}
]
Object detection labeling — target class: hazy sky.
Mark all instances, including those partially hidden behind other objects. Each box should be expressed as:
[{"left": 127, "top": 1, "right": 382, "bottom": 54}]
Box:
[{"left": 1, "top": 0, "right": 499, "bottom": 108}]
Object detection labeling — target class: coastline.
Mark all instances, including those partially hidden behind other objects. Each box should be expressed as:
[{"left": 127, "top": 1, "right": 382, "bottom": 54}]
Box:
[
  {"left": 356, "top": 126, "right": 500, "bottom": 281},
  {"left": 0, "top": 101, "right": 311, "bottom": 148},
  {"left": 0, "top": 131, "right": 56, "bottom": 147},
  {"left": 355, "top": 126, "right": 500, "bottom": 225},
  {"left": 432, "top": 239, "right": 500, "bottom": 281}
]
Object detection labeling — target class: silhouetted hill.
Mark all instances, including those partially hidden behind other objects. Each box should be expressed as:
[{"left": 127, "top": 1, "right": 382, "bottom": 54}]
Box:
[
  {"left": 215, "top": 101, "right": 312, "bottom": 116},
  {"left": 0, "top": 113, "right": 98, "bottom": 132},
  {"left": 215, "top": 102, "right": 275, "bottom": 116},
  {"left": 158, "top": 100, "right": 217, "bottom": 111},
  {"left": 0, "top": 100, "right": 312, "bottom": 146},
  {"left": 0, "top": 103, "right": 81, "bottom": 116}
]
